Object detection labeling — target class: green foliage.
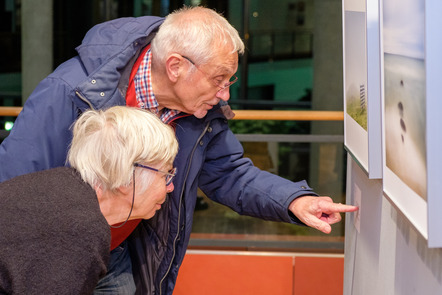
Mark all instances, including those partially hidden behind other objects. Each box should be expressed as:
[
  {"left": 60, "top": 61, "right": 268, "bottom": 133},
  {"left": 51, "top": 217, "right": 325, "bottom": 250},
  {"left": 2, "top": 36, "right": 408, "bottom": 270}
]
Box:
[{"left": 347, "top": 99, "right": 367, "bottom": 130}]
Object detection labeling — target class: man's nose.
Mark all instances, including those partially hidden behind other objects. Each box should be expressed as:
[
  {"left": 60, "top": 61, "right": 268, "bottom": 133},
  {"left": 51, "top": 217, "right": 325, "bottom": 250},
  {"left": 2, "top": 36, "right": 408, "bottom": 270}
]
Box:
[{"left": 216, "top": 87, "right": 231, "bottom": 101}]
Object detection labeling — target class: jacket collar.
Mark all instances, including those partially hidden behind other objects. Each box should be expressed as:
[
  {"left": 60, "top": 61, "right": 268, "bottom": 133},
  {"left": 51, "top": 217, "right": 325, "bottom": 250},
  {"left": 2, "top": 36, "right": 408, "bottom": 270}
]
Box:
[{"left": 74, "top": 17, "right": 164, "bottom": 110}]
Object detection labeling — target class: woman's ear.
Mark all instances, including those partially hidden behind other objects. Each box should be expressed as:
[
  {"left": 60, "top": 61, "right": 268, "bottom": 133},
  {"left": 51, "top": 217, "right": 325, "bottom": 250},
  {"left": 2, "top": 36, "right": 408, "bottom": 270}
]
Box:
[
  {"left": 116, "top": 184, "right": 132, "bottom": 196},
  {"left": 165, "top": 54, "right": 184, "bottom": 82}
]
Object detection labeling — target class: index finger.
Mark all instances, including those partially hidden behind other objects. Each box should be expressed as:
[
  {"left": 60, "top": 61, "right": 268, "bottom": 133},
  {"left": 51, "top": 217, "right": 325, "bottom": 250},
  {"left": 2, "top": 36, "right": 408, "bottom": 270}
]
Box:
[{"left": 326, "top": 203, "right": 359, "bottom": 213}]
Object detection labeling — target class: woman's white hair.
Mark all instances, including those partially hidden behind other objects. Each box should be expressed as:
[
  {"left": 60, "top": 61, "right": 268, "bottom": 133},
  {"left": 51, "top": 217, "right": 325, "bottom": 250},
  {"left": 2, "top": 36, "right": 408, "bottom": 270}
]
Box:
[
  {"left": 67, "top": 106, "right": 178, "bottom": 193},
  {"left": 151, "top": 6, "right": 245, "bottom": 68}
]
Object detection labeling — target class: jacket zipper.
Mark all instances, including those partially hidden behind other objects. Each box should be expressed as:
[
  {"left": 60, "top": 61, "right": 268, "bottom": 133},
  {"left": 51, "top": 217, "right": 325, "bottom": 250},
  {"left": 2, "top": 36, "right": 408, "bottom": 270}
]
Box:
[
  {"left": 75, "top": 91, "right": 95, "bottom": 110},
  {"left": 158, "top": 121, "right": 211, "bottom": 295}
]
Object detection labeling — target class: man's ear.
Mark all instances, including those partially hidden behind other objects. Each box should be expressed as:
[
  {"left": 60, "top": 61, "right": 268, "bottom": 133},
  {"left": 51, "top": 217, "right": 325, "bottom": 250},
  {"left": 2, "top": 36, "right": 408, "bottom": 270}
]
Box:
[{"left": 165, "top": 54, "right": 184, "bottom": 82}]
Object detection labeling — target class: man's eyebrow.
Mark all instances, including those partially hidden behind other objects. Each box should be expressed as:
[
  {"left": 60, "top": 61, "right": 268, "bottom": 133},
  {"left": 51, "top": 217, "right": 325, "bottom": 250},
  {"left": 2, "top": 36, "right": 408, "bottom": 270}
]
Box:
[
  {"left": 210, "top": 64, "right": 227, "bottom": 72},
  {"left": 212, "top": 65, "right": 235, "bottom": 75}
]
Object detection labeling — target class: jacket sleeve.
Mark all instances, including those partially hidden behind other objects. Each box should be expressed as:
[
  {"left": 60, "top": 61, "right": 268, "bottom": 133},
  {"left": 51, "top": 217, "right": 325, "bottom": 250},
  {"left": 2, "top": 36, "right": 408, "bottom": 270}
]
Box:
[
  {"left": 198, "top": 119, "right": 318, "bottom": 224},
  {"left": 0, "top": 76, "right": 77, "bottom": 182}
]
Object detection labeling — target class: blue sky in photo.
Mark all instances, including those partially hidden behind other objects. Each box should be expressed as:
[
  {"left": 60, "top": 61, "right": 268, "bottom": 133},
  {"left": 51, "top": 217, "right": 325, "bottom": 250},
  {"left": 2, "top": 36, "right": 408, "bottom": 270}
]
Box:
[{"left": 383, "top": 0, "right": 425, "bottom": 59}]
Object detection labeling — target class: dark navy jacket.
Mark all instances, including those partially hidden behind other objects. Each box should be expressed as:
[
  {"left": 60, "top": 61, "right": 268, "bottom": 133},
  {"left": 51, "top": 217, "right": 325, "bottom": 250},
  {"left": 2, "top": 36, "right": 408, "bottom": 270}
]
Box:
[{"left": 0, "top": 16, "right": 317, "bottom": 294}]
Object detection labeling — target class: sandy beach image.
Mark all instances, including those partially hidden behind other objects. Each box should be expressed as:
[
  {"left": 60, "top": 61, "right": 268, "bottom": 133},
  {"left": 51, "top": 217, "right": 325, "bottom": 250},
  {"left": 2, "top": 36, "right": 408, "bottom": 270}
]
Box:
[{"left": 383, "top": 0, "right": 426, "bottom": 199}]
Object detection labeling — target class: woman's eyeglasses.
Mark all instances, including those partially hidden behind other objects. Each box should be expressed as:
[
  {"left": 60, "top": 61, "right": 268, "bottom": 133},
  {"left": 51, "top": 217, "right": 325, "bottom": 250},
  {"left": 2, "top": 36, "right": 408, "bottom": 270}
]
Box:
[{"left": 134, "top": 163, "right": 177, "bottom": 186}]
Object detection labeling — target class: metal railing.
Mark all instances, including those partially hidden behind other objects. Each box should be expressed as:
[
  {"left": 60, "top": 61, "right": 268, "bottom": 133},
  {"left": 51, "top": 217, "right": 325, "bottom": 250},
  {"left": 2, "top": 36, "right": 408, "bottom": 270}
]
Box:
[
  {"left": 0, "top": 107, "right": 21, "bottom": 117},
  {"left": 233, "top": 110, "right": 343, "bottom": 121},
  {"left": 0, "top": 107, "right": 343, "bottom": 120}
]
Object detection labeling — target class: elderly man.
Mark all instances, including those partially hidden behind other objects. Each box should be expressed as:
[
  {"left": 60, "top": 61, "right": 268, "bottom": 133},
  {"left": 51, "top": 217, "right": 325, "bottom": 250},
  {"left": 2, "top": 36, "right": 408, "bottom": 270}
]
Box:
[{"left": 0, "top": 6, "right": 357, "bottom": 295}]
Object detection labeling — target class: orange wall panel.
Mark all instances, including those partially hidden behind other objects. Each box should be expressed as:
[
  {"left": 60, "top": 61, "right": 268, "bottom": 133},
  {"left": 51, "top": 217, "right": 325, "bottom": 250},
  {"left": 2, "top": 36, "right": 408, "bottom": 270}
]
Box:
[
  {"left": 293, "top": 256, "right": 344, "bottom": 295},
  {"left": 174, "top": 251, "right": 344, "bottom": 295},
  {"left": 174, "top": 253, "right": 294, "bottom": 295}
]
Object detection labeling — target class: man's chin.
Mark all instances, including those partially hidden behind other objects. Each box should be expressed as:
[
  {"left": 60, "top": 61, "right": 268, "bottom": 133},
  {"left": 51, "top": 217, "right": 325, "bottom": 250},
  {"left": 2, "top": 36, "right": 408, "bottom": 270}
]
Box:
[{"left": 193, "top": 109, "right": 209, "bottom": 119}]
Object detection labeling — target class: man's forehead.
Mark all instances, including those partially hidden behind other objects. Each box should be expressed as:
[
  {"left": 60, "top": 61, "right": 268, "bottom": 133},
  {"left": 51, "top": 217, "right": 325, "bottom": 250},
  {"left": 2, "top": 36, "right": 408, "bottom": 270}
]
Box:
[{"left": 208, "top": 52, "right": 238, "bottom": 73}]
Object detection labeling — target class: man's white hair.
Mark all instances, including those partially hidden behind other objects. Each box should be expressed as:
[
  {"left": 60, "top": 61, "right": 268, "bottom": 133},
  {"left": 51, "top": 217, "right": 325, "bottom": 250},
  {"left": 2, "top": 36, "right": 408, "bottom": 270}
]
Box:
[{"left": 151, "top": 6, "right": 245, "bottom": 68}]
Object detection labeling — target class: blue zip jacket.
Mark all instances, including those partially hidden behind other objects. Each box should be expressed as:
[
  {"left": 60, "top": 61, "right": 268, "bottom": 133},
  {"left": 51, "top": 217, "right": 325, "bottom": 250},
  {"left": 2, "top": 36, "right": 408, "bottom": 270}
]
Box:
[{"left": 0, "top": 17, "right": 317, "bottom": 294}]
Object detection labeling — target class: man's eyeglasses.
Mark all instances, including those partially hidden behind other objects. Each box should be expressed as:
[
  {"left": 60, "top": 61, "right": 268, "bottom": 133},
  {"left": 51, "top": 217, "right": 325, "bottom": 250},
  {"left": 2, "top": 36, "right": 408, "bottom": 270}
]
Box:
[
  {"left": 134, "top": 163, "right": 177, "bottom": 186},
  {"left": 181, "top": 55, "right": 238, "bottom": 91}
]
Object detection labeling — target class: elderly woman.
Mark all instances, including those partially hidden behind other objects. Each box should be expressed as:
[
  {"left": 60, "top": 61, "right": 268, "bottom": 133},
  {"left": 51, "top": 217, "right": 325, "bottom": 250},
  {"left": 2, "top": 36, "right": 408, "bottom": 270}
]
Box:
[{"left": 0, "top": 106, "right": 178, "bottom": 294}]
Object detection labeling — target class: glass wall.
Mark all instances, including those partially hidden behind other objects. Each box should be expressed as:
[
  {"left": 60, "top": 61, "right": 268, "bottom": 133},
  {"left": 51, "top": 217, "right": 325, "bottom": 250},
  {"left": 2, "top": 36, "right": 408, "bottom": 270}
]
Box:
[{"left": 0, "top": 0, "right": 346, "bottom": 252}]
